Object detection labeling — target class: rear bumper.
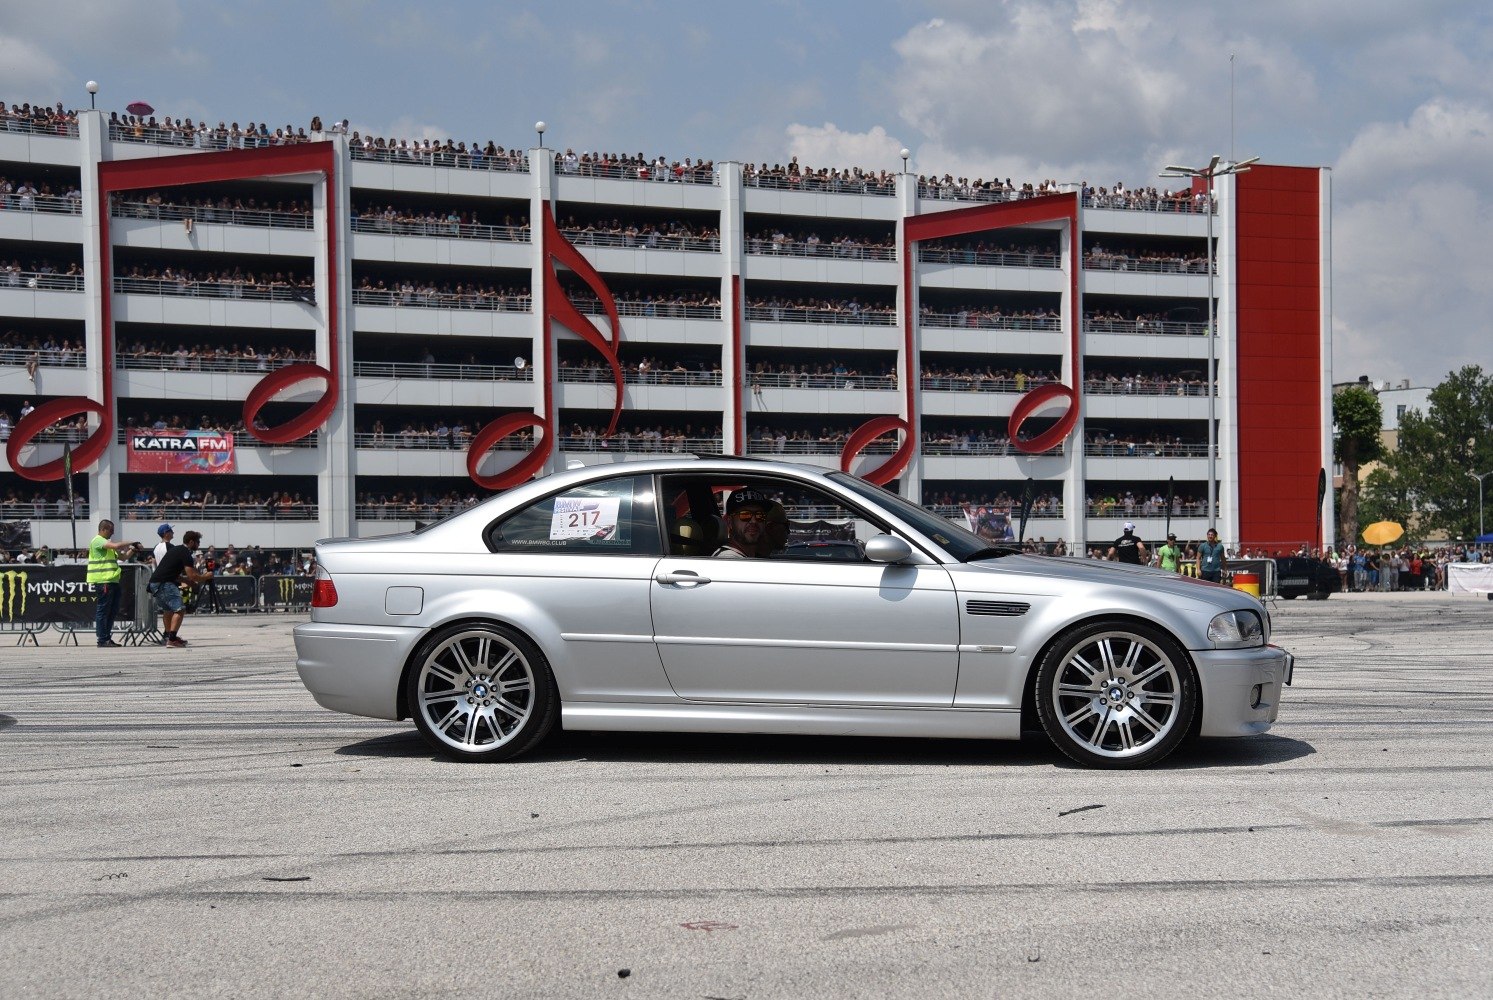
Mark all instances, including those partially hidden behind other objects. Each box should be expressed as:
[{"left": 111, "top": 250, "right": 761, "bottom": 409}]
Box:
[
  {"left": 293, "top": 621, "right": 425, "bottom": 720},
  {"left": 1194, "top": 643, "right": 1293, "bottom": 737}
]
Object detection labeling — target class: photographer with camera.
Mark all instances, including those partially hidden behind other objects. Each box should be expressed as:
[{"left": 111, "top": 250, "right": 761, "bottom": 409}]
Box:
[{"left": 148, "top": 530, "right": 212, "bottom": 648}]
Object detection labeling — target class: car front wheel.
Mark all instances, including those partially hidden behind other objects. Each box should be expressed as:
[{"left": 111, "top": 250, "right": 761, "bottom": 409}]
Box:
[
  {"left": 1035, "top": 621, "right": 1198, "bottom": 769},
  {"left": 407, "top": 623, "right": 557, "bottom": 761}
]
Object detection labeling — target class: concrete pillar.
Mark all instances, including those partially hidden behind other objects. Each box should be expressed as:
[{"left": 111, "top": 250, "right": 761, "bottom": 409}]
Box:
[
  {"left": 319, "top": 132, "right": 356, "bottom": 539},
  {"left": 718, "top": 161, "right": 744, "bottom": 455},
  {"left": 77, "top": 110, "right": 115, "bottom": 523},
  {"left": 1217, "top": 174, "right": 1239, "bottom": 547},
  {"left": 896, "top": 171, "right": 922, "bottom": 502},
  {"left": 1062, "top": 213, "right": 1086, "bottom": 552},
  {"left": 529, "top": 147, "right": 554, "bottom": 476}
]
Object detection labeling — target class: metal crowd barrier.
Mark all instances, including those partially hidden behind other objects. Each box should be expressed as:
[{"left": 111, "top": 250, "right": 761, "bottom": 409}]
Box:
[{"left": 0, "top": 568, "right": 317, "bottom": 645}]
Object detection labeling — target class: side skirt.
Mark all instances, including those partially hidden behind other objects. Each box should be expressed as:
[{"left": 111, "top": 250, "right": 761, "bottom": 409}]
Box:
[{"left": 561, "top": 701, "right": 1021, "bottom": 740}]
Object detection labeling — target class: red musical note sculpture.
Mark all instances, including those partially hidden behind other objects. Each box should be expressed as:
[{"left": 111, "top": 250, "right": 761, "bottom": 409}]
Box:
[
  {"left": 467, "top": 203, "right": 626, "bottom": 490},
  {"left": 6, "top": 144, "right": 340, "bottom": 480},
  {"left": 835, "top": 192, "right": 1082, "bottom": 485}
]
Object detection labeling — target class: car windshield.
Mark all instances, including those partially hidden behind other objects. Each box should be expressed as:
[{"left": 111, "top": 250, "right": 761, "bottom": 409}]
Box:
[{"left": 829, "top": 473, "right": 992, "bottom": 562}]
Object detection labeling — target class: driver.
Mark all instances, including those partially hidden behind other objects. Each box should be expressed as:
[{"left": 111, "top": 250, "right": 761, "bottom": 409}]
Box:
[{"left": 714, "top": 488, "right": 772, "bottom": 558}]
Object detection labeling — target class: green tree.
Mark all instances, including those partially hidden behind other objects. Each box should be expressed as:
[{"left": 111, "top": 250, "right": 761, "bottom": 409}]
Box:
[
  {"left": 1358, "top": 467, "right": 1415, "bottom": 540},
  {"left": 1333, "top": 384, "right": 1384, "bottom": 546},
  {"left": 1382, "top": 365, "right": 1493, "bottom": 540}
]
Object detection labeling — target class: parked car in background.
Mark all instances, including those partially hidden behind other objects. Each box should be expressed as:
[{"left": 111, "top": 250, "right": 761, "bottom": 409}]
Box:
[{"left": 1274, "top": 556, "right": 1343, "bottom": 600}]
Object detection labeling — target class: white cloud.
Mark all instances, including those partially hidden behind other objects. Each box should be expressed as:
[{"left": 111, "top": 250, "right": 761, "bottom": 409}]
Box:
[
  {"left": 1331, "top": 100, "right": 1493, "bottom": 385},
  {"left": 0, "top": 34, "right": 66, "bottom": 93},
  {"left": 784, "top": 122, "right": 906, "bottom": 171}
]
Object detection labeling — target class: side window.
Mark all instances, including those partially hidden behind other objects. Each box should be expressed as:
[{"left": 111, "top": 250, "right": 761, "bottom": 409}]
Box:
[
  {"left": 660, "top": 474, "right": 889, "bottom": 562},
  {"left": 488, "top": 476, "right": 661, "bottom": 556}
]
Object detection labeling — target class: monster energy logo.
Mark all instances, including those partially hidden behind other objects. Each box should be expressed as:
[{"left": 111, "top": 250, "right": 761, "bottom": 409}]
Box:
[
  {"left": 1, "top": 570, "right": 27, "bottom": 620},
  {"left": 279, "top": 577, "right": 296, "bottom": 603}
]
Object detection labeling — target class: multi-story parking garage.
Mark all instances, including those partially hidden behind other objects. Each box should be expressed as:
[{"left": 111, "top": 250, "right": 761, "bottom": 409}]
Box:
[{"left": 1, "top": 110, "right": 1333, "bottom": 552}]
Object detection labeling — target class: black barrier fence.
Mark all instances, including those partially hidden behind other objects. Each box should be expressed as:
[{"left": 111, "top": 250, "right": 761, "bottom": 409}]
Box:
[
  {"left": 1, "top": 569, "right": 314, "bottom": 643},
  {"left": 261, "top": 575, "right": 314, "bottom": 611},
  {"left": 181, "top": 575, "right": 258, "bottom": 613},
  {"left": 1, "top": 564, "right": 150, "bottom": 646}
]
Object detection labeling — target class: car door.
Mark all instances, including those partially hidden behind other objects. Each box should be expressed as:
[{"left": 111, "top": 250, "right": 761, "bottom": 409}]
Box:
[
  {"left": 480, "top": 473, "right": 670, "bottom": 702},
  {"left": 650, "top": 476, "right": 960, "bottom": 707}
]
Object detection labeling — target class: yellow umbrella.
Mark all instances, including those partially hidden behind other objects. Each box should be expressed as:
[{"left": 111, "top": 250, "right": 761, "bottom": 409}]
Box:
[{"left": 1362, "top": 521, "right": 1404, "bottom": 546}]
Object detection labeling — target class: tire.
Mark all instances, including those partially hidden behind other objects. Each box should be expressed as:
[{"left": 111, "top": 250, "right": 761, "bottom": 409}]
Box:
[
  {"left": 1035, "top": 620, "right": 1199, "bottom": 769},
  {"left": 406, "top": 622, "right": 558, "bottom": 761}
]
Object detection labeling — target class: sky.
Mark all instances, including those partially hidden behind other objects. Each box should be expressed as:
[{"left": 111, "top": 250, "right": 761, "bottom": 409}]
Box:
[{"left": 3, "top": 0, "right": 1490, "bottom": 387}]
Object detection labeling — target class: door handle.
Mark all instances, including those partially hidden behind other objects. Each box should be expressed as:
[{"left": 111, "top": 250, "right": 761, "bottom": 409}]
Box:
[{"left": 656, "top": 570, "right": 710, "bottom": 586}]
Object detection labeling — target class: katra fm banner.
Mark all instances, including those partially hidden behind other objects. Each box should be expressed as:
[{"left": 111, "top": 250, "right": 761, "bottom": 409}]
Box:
[{"left": 126, "top": 430, "right": 237, "bottom": 474}]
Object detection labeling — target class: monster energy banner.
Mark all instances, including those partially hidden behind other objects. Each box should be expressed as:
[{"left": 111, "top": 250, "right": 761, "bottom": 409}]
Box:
[
  {"left": 179, "top": 575, "right": 259, "bottom": 613},
  {"left": 0, "top": 565, "right": 143, "bottom": 626},
  {"left": 261, "top": 575, "right": 314, "bottom": 610}
]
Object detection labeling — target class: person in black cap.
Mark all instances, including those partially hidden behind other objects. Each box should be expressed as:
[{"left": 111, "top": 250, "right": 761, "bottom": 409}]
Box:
[
  {"left": 1158, "top": 532, "right": 1181, "bottom": 572},
  {"left": 714, "top": 488, "right": 772, "bottom": 558},
  {"left": 1108, "top": 521, "right": 1147, "bottom": 564}
]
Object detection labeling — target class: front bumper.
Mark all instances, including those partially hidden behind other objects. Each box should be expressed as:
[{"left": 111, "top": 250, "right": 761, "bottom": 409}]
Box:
[
  {"left": 1194, "top": 643, "right": 1293, "bottom": 737},
  {"left": 293, "top": 621, "right": 425, "bottom": 720}
]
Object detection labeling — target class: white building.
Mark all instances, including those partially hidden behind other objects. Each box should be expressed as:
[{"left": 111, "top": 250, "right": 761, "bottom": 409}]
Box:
[{"left": 1, "top": 111, "right": 1333, "bottom": 553}]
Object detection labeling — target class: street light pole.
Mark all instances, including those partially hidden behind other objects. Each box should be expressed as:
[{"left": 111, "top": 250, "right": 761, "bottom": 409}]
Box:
[
  {"left": 1471, "top": 470, "right": 1490, "bottom": 539},
  {"left": 1160, "top": 154, "right": 1259, "bottom": 535}
]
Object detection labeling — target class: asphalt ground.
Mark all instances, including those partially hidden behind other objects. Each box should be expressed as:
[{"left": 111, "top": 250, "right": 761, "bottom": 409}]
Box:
[{"left": 1, "top": 593, "right": 1490, "bottom": 999}]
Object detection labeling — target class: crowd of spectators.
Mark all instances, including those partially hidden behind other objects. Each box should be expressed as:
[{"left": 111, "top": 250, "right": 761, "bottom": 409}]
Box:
[
  {"left": 558, "top": 424, "right": 723, "bottom": 452},
  {"left": 1085, "top": 432, "right": 1208, "bottom": 457},
  {"left": 559, "top": 356, "right": 720, "bottom": 385},
  {"left": 555, "top": 149, "right": 714, "bottom": 183},
  {"left": 1, "top": 176, "right": 80, "bottom": 211},
  {"left": 746, "top": 297, "right": 895, "bottom": 322},
  {"left": 126, "top": 484, "right": 316, "bottom": 519},
  {"left": 350, "top": 134, "right": 527, "bottom": 170},
  {"left": 7, "top": 97, "right": 1225, "bottom": 217},
  {"left": 746, "top": 229, "right": 894, "bottom": 258},
  {"left": 1084, "top": 307, "right": 1204, "bottom": 334},
  {"left": 747, "top": 426, "right": 892, "bottom": 454},
  {"left": 1083, "top": 371, "right": 1212, "bottom": 395},
  {"left": 1084, "top": 243, "right": 1210, "bottom": 274},
  {"left": 3, "top": 259, "right": 84, "bottom": 289},
  {"left": 918, "top": 304, "right": 1059, "bottom": 329},
  {"left": 743, "top": 160, "right": 896, "bottom": 194},
  {"left": 117, "top": 341, "right": 314, "bottom": 372},
  {"left": 112, "top": 190, "right": 312, "bottom": 223},
  {"left": 360, "top": 417, "right": 481, "bottom": 449},
  {"left": 1, "top": 331, "right": 84, "bottom": 371},
  {"left": 357, "top": 490, "right": 483, "bottom": 520},
  {"left": 115, "top": 264, "right": 315, "bottom": 300},
  {"left": 1085, "top": 490, "right": 1211, "bottom": 518},
  {"left": 564, "top": 290, "right": 721, "bottom": 318},
  {"left": 560, "top": 218, "right": 719, "bottom": 250},
  {"left": 354, "top": 204, "right": 527, "bottom": 238},
  {"left": 1, "top": 101, "right": 78, "bottom": 135},
  {"left": 919, "top": 239, "right": 1059, "bottom": 266},
  {"left": 352, "top": 278, "right": 530, "bottom": 310}
]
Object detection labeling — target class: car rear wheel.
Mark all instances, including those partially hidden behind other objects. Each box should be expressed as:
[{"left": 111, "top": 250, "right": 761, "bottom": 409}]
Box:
[
  {"left": 1035, "top": 621, "right": 1198, "bottom": 769},
  {"left": 407, "top": 623, "right": 557, "bottom": 761}
]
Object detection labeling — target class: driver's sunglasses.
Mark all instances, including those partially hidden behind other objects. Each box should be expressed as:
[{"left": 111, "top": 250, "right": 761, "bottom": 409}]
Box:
[{"left": 733, "top": 509, "right": 770, "bottom": 522}]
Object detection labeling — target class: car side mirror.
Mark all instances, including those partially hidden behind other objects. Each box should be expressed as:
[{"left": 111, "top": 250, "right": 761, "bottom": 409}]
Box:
[{"left": 864, "top": 534, "right": 913, "bottom": 564}]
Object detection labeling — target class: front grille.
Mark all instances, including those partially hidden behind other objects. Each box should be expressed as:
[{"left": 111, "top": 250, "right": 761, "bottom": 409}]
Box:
[{"left": 965, "top": 600, "right": 1030, "bottom": 617}]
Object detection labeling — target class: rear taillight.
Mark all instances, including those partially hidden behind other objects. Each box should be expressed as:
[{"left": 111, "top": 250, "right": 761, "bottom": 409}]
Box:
[{"left": 311, "top": 566, "right": 338, "bottom": 608}]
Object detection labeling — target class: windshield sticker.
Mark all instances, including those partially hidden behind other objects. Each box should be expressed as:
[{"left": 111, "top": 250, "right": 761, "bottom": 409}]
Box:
[{"left": 550, "top": 496, "right": 622, "bottom": 541}]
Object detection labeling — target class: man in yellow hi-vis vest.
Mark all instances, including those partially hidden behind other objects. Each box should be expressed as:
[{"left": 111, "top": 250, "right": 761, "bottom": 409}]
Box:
[{"left": 89, "top": 519, "right": 142, "bottom": 647}]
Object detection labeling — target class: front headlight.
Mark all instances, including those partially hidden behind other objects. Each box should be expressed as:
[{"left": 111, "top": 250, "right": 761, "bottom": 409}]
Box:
[{"left": 1208, "top": 610, "right": 1265, "bottom": 648}]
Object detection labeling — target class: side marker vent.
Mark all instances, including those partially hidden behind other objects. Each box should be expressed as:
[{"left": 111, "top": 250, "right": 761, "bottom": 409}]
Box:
[{"left": 965, "top": 600, "right": 1030, "bottom": 617}]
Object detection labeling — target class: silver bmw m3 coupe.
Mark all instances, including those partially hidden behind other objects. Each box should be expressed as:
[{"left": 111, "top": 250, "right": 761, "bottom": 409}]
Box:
[{"left": 294, "top": 457, "right": 1293, "bottom": 768}]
